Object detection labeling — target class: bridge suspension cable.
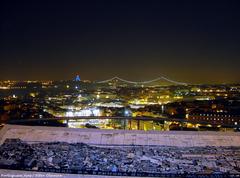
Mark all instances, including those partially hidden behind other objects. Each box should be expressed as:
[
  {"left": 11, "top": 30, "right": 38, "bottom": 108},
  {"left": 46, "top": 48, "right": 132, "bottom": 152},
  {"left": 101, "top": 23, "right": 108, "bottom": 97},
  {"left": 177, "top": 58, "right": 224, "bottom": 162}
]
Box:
[{"left": 96, "top": 76, "right": 187, "bottom": 85}]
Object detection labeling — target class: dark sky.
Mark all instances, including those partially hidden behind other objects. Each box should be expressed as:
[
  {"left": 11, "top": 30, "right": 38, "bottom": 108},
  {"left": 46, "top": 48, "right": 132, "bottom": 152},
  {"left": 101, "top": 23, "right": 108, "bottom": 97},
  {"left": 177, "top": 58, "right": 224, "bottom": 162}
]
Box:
[{"left": 1, "top": 0, "right": 240, "bottom": 84}]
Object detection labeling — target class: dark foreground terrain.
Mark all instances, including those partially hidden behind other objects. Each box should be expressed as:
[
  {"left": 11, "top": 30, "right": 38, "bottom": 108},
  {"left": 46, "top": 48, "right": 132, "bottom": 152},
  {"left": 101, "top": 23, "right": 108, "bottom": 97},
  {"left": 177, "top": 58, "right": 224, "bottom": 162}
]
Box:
[{"left": 0, "top": 139, "right": 240, "bottom": 177}]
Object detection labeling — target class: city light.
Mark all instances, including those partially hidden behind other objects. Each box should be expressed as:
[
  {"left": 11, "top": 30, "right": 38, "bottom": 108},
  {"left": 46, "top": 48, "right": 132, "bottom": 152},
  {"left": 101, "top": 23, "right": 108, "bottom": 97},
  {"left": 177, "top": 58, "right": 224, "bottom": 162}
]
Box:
[{"left": 66, "top": 108, "right": 101, "bottom": 117}]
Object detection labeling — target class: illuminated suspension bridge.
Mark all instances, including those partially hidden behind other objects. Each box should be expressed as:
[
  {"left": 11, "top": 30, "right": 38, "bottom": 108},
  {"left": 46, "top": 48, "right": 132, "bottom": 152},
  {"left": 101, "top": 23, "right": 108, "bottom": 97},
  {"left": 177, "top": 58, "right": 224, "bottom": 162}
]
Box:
[{"left": 96, "top": 76, "right": 187, "bottom": 85}]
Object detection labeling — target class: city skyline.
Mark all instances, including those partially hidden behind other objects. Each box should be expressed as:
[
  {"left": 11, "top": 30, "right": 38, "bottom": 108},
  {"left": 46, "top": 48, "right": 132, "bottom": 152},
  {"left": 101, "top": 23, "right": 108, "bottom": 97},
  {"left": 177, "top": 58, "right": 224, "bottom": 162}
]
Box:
[
  {"left": 1, "top": 1, "right": 240, "bottom": 83},
  {"left": 1, "top": 1, "right": 240, "bottom": 176},
  {"left": 0, "top": 75, "right": 239, "bottom": 85}
]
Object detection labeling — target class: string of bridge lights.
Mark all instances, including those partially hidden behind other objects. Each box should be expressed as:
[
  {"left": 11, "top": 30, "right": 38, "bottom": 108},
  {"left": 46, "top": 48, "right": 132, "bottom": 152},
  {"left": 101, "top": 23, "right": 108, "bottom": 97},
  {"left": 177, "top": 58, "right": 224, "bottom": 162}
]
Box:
[{"left": 96, "top": 76, "right": 187, "bottom": 85}]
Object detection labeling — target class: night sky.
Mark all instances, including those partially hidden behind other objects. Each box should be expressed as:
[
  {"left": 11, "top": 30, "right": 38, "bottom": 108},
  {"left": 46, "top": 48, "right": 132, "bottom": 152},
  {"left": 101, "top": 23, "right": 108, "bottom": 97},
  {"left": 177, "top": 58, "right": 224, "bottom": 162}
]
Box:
[{"left": 1, "top": 0, "right": 240, "bottom": 84}]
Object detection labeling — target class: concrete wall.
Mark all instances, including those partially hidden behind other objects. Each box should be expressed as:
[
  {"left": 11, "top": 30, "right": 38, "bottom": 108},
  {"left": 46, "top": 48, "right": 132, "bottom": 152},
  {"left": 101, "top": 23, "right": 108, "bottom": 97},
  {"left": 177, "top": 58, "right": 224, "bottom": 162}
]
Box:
[{"left": 1, "top": 124, "right": 240, "bottom": 147}]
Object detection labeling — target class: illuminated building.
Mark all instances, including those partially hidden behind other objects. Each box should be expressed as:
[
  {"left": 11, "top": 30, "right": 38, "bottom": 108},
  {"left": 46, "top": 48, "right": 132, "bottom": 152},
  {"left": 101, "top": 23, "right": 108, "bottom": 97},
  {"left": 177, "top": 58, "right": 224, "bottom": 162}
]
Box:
[
  {"left": 75, "top": 75, "right": 81, "bottom": 82},
  {"left": 187, "top": 111, "right": 240, "bottom": 127}
]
